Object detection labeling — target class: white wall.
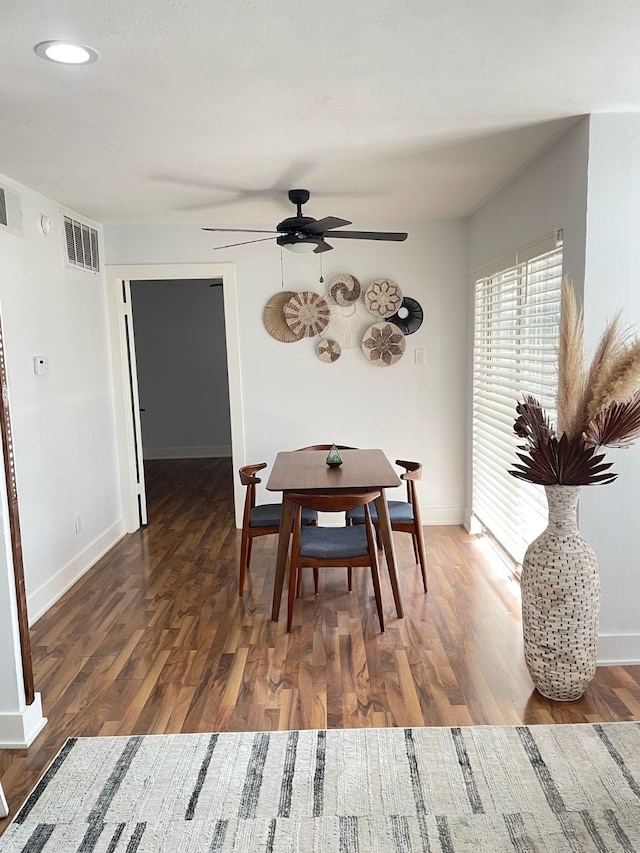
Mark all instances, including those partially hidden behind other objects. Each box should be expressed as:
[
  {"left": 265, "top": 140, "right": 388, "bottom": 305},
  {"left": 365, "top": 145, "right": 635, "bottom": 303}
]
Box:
[
  {"left": 104, "top": 220, "right": 469, "bottom": 522},
  {"left": 468, "top": 117, "right": 590, "bottom": 292},
  {"left": 580, "top": 114, "right": 640, "bottom": 663},
  {"left": 131, "top": 279, "right": 232, "bottom": 459},
  {"left": 0, "top": 173, "right": 123, "bottom": 622}
]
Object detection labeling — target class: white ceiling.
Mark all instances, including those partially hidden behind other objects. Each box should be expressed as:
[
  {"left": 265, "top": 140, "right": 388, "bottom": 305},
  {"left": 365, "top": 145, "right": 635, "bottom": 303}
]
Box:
[{"left": 3, "top": 0, "right": 640, "bottom": 228}]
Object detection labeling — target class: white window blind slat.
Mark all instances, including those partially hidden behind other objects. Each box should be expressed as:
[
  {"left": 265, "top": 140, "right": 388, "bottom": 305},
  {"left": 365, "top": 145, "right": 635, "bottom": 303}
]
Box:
[{"left": 472, "top": 244, "right": 562, "bottom": 565}]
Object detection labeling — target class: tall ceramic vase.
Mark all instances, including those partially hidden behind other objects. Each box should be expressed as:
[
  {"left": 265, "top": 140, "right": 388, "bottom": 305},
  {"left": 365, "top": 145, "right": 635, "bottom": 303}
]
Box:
[{"left": 521, "top": 484, "right": 600, "bottom": 701}]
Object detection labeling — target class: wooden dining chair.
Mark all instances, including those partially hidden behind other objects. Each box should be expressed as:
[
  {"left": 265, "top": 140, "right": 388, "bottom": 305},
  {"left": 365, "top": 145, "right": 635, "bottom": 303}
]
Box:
[
  {"left": 294, "top": 445, "right": 359, "bottom": 588},
  {"left": 286, "top": 489, "right": 385, "bottom": 633},
  {"left": 238, "top": 463, "right": 317, "bottom": 597},
  {"left": 346, "top": 460, "right": 428, "bottom": 593}
]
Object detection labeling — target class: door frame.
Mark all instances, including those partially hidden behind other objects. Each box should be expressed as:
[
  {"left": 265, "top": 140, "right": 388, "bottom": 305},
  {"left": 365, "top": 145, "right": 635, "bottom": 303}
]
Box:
[{"left": 105, "top": 263, "right": 245, "bottom": 531}]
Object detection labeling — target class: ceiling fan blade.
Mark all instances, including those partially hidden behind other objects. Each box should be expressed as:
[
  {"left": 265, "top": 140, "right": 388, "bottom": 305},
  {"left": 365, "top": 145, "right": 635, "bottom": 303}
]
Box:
[
  {"left": 313, "top": 241, "right": 334, "bottom": 253},
  {"left": 328, "top": 230, "right": 408, "bottom": 242},
  {"left": 202, "top": 227, "right": 279, "bottom": 234},
  {"left": 304, "top": 216, "right": 352, "bottom": 235},
  {"left": 211, "top": 237, "right": 279, "bottom": 250}
]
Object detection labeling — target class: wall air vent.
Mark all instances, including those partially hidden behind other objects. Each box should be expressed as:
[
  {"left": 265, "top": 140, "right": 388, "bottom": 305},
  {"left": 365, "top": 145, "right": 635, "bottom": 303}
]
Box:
[
  {"left": 63, "top": 214, "right": 100, "bottom": 273},
  {"left": 0, "top": 185, "right": 23, "bottom": 237}
]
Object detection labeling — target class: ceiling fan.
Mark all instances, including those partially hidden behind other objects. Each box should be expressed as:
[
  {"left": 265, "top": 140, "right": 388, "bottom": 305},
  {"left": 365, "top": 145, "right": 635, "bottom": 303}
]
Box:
[{"left": 202, "top": 189, "right": 408, "bottom": 254}]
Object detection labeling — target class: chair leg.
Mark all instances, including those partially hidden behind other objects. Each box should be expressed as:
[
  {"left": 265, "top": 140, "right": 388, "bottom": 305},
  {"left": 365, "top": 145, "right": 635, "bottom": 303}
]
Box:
[
  {"left": 313, "top": 567, "right": 319, "bottom": 594},
  {"left": 369, "top": 557, "right": 385, "bottom": 632},
  {"left": 412, "top": 532, "right": 419, "bottom": 564},
  {"left": 415, "top": 526, "right": 428, "bottom": 593},
  {"left": 287, "top": 563, "right": 298, "bottom": 633},
  {"left": 297, "top": 567, "right": 303, "bottom": 598},
  {"left": 347, "top": 566, "right": 353, "bottom": 591},
  {"left": 239, "top": 529, "right": 250, "bottom": 596},
  {"left": 374, "top": 524, "right": 383, "bottom": 550}
]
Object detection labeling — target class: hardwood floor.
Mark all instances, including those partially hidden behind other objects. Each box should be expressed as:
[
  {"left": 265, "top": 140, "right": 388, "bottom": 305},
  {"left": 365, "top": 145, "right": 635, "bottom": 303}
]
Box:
[{"left": 2, "top": 457, "right": 640, "bottom": 827}]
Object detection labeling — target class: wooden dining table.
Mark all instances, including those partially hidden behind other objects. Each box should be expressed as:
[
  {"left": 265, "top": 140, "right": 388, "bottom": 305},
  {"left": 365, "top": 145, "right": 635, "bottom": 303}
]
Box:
[{"left": 266, "top": 448, "right": 404, "bottom": 621}]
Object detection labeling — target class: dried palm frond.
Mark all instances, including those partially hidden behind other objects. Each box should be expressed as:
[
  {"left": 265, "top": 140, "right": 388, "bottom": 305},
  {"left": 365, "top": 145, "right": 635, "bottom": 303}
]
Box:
[
  {"left": 557, "top": 279, "right": 584, "bottom": 439},
  {"left": 513, "top": 395, "right": 554, "bottom": 448},
  {"left": 510, "top": 433, "right": 617, "bottom": 486},
  {"left": 584, "top": 391, "right": 640, "bottom": 448}
]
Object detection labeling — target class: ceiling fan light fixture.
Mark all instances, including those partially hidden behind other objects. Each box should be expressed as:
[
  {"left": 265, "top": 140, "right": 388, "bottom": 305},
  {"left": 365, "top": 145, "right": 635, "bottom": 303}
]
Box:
[
  {"left": 284, "top": 242, "right": 317, "bottom": 254},
  {"left": 277, "top": 233, "right": 319, "bottom": 254}
]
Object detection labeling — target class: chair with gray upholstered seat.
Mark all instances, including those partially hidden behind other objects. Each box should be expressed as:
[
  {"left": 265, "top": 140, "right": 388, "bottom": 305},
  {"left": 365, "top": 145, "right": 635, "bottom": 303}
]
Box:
[
  {"left": 238, "top": 463, "right": 317, "bottom": 597},
  {"left": 346, "top": 459, "right": 428, "bottom": 593},
  {"left": 286, "top": 489, "right": 384, "bottom": 633}
]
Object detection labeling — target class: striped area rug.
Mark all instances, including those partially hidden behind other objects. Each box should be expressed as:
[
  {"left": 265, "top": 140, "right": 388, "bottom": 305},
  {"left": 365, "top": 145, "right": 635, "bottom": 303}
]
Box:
[{"left": 3, "top": 723, "right": 640, "bottom": 851}]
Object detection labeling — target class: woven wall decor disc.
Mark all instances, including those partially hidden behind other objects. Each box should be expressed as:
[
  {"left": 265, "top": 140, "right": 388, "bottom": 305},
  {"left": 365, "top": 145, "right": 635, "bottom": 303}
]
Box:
[
  {"left": 263, "top": 291, "right": 305, "bottom": 343},
  {"left": 387, "top": 296, "right": 424, "bottom": 335},
  {"left": 327, "top": 274, "right": 362, "bottom": 306},
  {"left": 317, "top": 339, "right": 342, "bottom": 363},
  {"left": 364, "top": 279, "right": 403, "bottom": 318},
  {"left": 320, "top": 300, "right": 372, "bottom": 349},
  {"left": 284, "top": 291, "right": 331, "bottom": 338},
  {"left": 362, "top": 321, "right": 406, "bottom": 367}
]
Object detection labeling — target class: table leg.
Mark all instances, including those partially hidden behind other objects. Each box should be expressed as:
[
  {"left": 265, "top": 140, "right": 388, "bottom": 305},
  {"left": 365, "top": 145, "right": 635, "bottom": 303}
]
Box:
[
  {"left": 271, "top": 495, "right": 294, "bottom": 621},
  {"left": 375, "top": 491, "right": 404, "bottom": 619}
]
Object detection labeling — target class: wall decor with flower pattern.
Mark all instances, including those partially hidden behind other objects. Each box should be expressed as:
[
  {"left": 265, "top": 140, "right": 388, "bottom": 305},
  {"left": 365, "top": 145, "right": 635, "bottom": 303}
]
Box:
[{"left": 263, "top": 274, "right": 423, "bottom": 367}]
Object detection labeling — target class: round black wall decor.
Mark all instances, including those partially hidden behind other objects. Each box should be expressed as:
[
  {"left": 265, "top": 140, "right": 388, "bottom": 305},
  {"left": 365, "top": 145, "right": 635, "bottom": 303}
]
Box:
[{"left": 387, "top": 296, "right": 423, "bottom": 335}]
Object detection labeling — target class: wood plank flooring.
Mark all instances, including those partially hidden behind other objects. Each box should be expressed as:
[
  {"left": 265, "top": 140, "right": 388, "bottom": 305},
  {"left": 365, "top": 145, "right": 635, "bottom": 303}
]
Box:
[{"left": 2, "top": 457, "right": 640, "bottom": 828}]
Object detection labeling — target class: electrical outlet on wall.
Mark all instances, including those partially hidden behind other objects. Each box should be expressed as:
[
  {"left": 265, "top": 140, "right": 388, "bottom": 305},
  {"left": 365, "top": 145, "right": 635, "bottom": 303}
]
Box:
[{"left": 74, "top": 513, "right": 82, "bottom": 534}]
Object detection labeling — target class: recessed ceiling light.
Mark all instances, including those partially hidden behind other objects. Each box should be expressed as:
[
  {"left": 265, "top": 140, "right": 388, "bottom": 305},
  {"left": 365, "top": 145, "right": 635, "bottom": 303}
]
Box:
[{"left": 34, "top": 41, "right": 98, "bottom": 65}]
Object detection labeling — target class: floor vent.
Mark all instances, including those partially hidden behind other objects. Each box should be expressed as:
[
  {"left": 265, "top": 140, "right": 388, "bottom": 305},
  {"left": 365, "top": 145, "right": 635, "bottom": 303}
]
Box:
[{"left": 63, "top": 214, "right": 100, "bottom": 273}]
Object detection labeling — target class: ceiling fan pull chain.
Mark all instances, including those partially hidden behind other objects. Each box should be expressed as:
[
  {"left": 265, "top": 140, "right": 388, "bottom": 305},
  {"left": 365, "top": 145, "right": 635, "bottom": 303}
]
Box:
[
  {"left": 280, "top": 245, "right": 285, "bottom": 289},
  {"left": 319, "top": 253, "right": 324, "bottom": 285}
]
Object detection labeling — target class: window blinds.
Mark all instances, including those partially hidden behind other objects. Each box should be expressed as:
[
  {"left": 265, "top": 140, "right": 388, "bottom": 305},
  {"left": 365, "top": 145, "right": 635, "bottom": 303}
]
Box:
[{"left": 472, "top": 242, "right": 563, "bottom": 565}]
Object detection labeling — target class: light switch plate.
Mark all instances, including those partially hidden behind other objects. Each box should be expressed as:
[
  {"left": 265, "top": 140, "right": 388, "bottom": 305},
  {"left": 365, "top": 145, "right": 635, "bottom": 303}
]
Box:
[{"left": 33, "top": 356, "right": 49, "bottom": 375}]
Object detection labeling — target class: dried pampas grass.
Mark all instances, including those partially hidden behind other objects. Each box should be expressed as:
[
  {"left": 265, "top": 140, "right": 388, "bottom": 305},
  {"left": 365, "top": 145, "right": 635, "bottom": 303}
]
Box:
[
  {"left": 581, "top": 314, "right": 627, "bottom": 424},
  {"left": 558, "top": 280, "right": 640, "bottom": 436},
  {"left": 589, "top": 337, "right": 640, "bottom": 415},
  {"left": 557, "top": 279, "right": 584, "bottom": 439}
]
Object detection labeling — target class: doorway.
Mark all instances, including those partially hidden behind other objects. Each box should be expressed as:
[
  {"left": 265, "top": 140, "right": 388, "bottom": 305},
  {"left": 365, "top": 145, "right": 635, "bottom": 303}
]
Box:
[
  {"left": 105, "top": 263, "right": 245, "bottom": 531},
  {"left": 131, "top": 277, "right": 232, "bottom": 459}
]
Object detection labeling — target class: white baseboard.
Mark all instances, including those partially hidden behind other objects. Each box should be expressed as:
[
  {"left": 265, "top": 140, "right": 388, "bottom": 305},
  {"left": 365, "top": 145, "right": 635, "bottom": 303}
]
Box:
[
  {"left": 144, "top": 445, "right": 232, "bottom": 460},
  {"left": 28, "top": 519, "right": 126, "bottom": 625},
  {"left": 597, "top": 634, "right": 640, "bottom": 665},
  {"left": 0, "top": 693, "right": 47, "bottom": 747}
]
